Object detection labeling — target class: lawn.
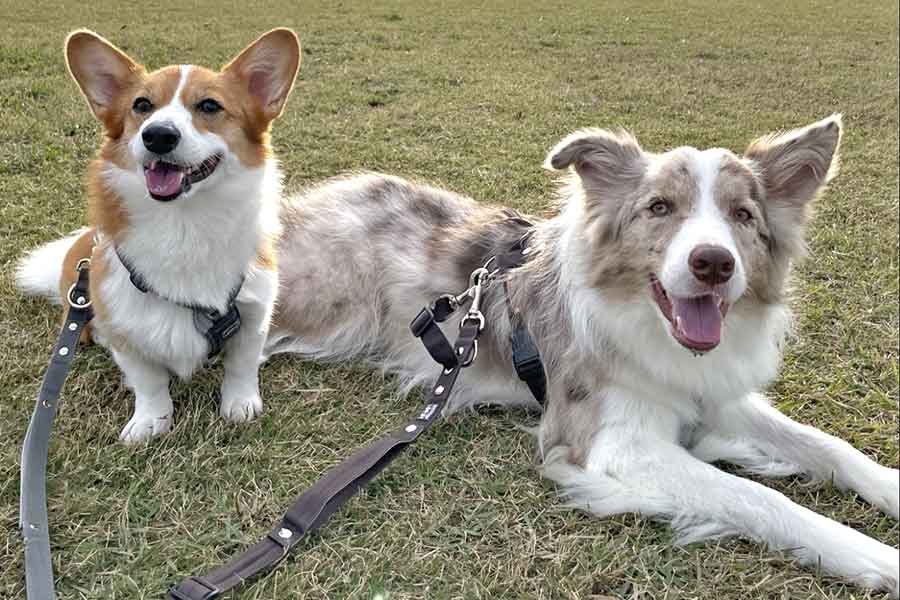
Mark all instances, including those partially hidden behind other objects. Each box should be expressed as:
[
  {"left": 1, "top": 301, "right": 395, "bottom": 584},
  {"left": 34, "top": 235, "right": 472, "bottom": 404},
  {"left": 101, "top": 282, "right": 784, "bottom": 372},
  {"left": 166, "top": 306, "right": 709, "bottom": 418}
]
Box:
[{"left": 0, "top": 1, "right": 898, "bottom": 598}]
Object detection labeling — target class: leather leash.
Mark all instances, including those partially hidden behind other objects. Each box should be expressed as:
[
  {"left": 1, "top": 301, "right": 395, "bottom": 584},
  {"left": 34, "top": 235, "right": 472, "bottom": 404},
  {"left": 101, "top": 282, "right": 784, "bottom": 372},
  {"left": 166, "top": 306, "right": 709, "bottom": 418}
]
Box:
[
  {"left": 168, "top": 235, "right": 546, "bottom": 599},
  {"left": 20, "top": 234, "right": 546, "bottom": 600},
  {"left": 20, "top": 259, "right": 93, "bottom": 600}
]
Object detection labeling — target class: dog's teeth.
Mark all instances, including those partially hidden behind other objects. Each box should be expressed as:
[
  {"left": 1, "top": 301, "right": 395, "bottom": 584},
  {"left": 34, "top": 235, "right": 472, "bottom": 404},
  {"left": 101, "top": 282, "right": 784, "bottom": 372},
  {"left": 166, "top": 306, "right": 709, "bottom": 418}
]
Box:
[{"left": 149, "top": 160, "right": 158, "bottom": 170}]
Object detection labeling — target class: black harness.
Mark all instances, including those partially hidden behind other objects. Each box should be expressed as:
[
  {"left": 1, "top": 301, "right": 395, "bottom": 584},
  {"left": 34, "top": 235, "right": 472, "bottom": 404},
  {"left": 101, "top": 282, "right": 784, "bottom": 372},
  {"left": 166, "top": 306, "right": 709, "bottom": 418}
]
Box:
[
  {"left": 20, "top": 233, "right": 546, "bottom": 600},
  {"left": 114, "top": 246, "right": 243, "bottom": 357}
]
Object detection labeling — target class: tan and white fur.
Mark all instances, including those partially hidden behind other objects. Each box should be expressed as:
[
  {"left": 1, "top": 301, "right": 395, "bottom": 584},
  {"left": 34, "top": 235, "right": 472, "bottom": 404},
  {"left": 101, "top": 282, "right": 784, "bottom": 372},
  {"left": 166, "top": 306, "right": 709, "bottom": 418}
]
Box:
[
  {"left": 268, "top": 116, "right": 900, "bottom": 595},
  {"left": 16, "top": 29, "right": 300, "bottom": 443}
]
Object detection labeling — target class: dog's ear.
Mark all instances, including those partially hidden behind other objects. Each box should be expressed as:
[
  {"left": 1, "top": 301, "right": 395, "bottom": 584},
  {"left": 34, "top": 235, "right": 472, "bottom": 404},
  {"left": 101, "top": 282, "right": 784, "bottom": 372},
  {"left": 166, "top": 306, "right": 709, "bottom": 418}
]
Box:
[
  {"left": 744, "top": 115, "right": 842, "bottom": 213},
  {"left": 223, "top": 28, "right": 301, "bottom": 124},
  {"left": 66, "top": 30, "right": 142, "bottom": 124},
  {"left": 544, "top": 128, "right": 647, "bottom": 195}
]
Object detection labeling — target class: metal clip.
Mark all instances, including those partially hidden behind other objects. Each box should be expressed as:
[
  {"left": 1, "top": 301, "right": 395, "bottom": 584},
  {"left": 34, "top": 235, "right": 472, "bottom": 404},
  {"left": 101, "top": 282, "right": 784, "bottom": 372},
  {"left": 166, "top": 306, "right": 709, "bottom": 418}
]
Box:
[{"left": 460, "top": 267, "right": 489, "bottom": 332}]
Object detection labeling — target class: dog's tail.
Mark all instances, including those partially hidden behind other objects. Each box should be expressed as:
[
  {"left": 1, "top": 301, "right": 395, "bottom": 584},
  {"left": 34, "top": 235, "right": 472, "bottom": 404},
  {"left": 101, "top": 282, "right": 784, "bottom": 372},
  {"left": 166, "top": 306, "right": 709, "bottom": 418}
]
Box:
[{"left": 15, "top": 229, "right": 89, "bottom": 304}]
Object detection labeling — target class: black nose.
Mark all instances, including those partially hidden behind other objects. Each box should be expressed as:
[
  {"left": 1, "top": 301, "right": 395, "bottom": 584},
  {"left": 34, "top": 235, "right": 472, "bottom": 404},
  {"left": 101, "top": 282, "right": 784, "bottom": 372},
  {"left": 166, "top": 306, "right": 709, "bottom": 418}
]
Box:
[
  {"left": 142, "top": 122, "right": 181, "bottom": 155},
  {"left": 689, "top": 244, "right": 735, "bottom": 285}
]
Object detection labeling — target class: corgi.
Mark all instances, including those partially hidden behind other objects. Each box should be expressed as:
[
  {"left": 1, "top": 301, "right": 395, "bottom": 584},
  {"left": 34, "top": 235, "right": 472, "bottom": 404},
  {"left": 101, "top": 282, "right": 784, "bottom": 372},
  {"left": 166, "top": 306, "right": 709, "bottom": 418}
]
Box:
[
  {"left": 16, "top": 28, "right": 300, "bottom": 444},
  {"left": 266, "top": 117, "right": 900, "bottom": 596}
]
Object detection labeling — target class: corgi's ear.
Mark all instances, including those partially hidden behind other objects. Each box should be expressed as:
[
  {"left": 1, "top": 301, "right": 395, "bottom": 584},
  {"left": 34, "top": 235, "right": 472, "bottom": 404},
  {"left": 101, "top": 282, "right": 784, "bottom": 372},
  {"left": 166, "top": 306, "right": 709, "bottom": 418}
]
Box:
[
  {"left": 545, "top": 128, "right": 647, "bottom": 195},
  {"left": 223, "top": 28, "right": 301, "bottom": 123},
  {"left": 744, "top": 115, "right": 842, "bottom": 208},
  {"left": 65, "top": 30, "right": 142, "bottom": 122}
]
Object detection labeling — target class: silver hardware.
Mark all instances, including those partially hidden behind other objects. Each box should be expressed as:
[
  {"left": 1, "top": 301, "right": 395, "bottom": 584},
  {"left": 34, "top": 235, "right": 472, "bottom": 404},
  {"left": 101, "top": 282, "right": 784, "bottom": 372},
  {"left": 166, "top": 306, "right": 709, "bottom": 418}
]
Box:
[
  {"left": 66, "top": 283, "right": 92, "bottom": 310},
  {"left": 521, "top": 246, "right": 533, "bottom": 255},
  {"left": 434, "top": 385, "right": 444, "bottom": 395},
  {"left": 458, "top": 267, "right": 488, "bottom": 333},
  {"left": 443, "top": 367, "right": 454, "bottom": 374},
  {"left": 451, "top": 287, "right": 474, "bottom": 308},
  {"left": 68, "top": 323, "right": 78, "bottom": 331},
  {"left": 278, "top": 527, "right": 293, "bottom": 539},
  {"left": 405, "top": 424, "right": 417, "bottom": 433},
  {"left": 58, "top": 347, "right": 69, "bottom": 357},
  {"left": 459, "top": 312, "right": 485, "bottom": 332},
  {"left": 457, "top": 347, "right": 464, "bottom": 355},
  {"left": 468, "top": 267, "right": 489, "bottom": 290}
]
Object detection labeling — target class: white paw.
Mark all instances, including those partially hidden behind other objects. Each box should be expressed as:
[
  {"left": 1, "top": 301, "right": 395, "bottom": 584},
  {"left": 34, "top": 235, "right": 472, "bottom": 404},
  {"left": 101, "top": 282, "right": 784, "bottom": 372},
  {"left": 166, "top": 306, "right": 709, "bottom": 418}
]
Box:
[
  {"left": 220, "top": 393, "right": 263, "bottom": 423},
  {"left": 119, "top": 412, "right": 173, "bottom": 444},
  {"left": 863, "top": 467, "right": 900, "bottom": 520},
  {"left": 847, "top": 540, "right": 900, "bottom": 598},
  {"left": 878, "top": 467, "right": 900, "bottom": 520}
]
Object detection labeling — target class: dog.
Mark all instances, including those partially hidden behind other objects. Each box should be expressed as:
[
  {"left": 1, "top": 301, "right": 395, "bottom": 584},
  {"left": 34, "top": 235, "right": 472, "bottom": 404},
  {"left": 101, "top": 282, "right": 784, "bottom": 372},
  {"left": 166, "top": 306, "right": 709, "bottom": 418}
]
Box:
[
  {"left": 266, "top": 116, "right": 900, "bottom": 595},
  {"left": 16, "top": 28, "right": 300, "bottom": 444}
]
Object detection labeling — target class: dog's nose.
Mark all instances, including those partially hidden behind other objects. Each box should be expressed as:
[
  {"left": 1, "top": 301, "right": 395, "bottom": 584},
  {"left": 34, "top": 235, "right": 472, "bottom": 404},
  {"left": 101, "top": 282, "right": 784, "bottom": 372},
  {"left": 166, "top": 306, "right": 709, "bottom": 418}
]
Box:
[
  {"left": 142, "top": 122, "right": 181, "bottom": 155},
  {"left": 689, "top": 244, "right": 735, "bottom": 285}
]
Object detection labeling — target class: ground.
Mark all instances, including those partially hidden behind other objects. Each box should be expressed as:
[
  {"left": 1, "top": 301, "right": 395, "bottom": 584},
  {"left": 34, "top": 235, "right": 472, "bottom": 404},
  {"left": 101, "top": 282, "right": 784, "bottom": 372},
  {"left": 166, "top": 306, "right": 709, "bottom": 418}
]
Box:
[{"left": 0, "top": 1, "right": 897, "bottom": 598}]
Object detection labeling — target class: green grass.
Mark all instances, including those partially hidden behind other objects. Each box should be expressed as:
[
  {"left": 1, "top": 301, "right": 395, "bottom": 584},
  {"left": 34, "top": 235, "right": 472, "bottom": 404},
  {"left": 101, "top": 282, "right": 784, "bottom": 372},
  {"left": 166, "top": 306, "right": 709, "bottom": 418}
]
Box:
[{"left": 1, "top": 1, "right": 897, "bottom": 598}]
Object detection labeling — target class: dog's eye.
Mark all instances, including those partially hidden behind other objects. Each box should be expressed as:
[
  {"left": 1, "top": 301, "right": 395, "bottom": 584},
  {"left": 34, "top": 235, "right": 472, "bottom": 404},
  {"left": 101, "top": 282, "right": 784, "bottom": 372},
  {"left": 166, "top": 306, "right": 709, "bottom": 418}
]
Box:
[
  {"left": 734, "top": 208, "right": 753, "bottom": 223},
  {"left": 132, "top": 97, "right": 153, "bottom": 114},
  {"left": 649, "top": 198, "right": 671, "bottom": 217},
  {"left": 197, "top": 99, "right": 223, "bottom": 114}
]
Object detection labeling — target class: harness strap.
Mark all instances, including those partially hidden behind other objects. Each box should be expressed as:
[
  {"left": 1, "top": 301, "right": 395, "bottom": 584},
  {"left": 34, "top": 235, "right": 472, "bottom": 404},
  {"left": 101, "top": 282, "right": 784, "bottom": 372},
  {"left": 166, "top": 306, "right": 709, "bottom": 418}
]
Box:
[
  {"left": 497, "top": 233, "right": 547, "bottom": 406},
  {"left": 20, "top": 261, "right": 93, "bottom": 600},
  {"left": 167, "top": 321, "right": 482, "bottom": 600},
  {"left": 114, "top": 245, "right": 244, "bottom": 358}
]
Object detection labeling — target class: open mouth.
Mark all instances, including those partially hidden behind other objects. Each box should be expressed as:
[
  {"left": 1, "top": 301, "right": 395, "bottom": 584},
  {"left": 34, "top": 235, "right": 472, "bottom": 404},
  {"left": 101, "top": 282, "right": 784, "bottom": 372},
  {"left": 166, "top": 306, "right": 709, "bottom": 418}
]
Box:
[
  {"left": 143, "top": 154, "right": 222, "bottom": 202},
  {"left": 650, "top": 275, "right": 729, "bottom": 354}
]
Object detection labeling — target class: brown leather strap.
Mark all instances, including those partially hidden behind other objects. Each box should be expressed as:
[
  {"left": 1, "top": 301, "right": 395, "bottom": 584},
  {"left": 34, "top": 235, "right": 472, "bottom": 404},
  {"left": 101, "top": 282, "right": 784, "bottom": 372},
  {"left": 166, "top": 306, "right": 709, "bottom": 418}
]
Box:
[{"left": 168, "top": 322, "right": 480, "bottom": 600}]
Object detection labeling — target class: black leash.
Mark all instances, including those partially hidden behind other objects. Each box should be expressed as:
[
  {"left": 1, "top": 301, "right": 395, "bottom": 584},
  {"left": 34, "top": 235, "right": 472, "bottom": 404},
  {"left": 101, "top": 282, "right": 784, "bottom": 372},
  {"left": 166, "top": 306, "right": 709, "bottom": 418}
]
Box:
[
  {"left": 169, "top": 237, "right": 546, "bottom": 599},
  {"left": 20, "top": 259, "right": 93, "bottom": 600},
  {"left": 168, "top": 317, "right": 482, "bottom": 600},
  {"left": 20, "top": 235, "right": 546, "bottom": 600}
]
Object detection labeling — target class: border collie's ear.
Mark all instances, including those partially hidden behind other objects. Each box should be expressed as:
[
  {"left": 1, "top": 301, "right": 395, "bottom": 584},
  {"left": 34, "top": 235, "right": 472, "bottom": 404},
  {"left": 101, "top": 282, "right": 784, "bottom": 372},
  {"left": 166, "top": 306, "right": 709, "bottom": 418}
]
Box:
[
  {"left": 544, "top": 128, "right": 647, "bottom": 193},
  {"left": 223, "top": 28, "right": 301, "bottom": 123},
  {"left": 65, "top": 30, "right": 142, "bottom": 123},
  {"left": 744, "top": 115, "right": 842, "bottom": 208}
]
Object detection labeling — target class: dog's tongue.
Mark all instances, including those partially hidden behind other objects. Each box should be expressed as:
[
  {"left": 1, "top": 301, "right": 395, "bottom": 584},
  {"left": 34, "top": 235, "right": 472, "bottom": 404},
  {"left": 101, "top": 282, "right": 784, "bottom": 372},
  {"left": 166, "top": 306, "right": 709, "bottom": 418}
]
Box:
[
  {"left": 672, "top": 295, "right": 721, "bottom": 346},
  {"left": 145, "top": 162, "right": 184, "bottom": 197}
]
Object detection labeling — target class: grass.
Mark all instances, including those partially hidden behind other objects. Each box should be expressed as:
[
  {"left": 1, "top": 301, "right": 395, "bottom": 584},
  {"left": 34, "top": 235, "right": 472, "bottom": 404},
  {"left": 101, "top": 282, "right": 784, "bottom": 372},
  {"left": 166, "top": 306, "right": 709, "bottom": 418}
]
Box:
[{"left": 0, "top": 1, "right": 897, "bottom": 598}]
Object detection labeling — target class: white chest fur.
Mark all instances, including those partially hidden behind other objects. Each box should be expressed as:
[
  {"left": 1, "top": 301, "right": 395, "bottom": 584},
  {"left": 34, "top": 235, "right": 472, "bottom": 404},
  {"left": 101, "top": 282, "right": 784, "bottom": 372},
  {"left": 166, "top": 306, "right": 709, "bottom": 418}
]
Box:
[
  {"left": 93, "top": 243, "right": 218, "bottom": 378},
  {"left": 92, "top": 242, "right": 279, "bottom": 379}
]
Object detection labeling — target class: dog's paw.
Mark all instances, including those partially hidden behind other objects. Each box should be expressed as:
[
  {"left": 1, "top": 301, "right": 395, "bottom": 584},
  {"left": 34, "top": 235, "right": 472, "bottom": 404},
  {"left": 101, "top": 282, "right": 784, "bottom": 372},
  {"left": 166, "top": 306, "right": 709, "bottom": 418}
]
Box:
[
  {"left": 874, "top": 467, "right": 900, "bottom": 520},
  {"left": 220, "top": 393, "right": 263, "bottom": 423},
  {"left": 119, "top": 412, "right": 173, "bottom": 444}
]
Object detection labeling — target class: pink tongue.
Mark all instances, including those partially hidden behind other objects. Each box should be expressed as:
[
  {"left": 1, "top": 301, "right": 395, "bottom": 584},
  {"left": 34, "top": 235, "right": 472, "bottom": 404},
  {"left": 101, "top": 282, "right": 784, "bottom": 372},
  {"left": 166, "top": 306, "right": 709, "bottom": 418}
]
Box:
[
  {"left": 145, "top": 163, "right": 184, "bottom": 197},
  {"left": 672, "top": 295, "right": 721, "bottom": 346}
]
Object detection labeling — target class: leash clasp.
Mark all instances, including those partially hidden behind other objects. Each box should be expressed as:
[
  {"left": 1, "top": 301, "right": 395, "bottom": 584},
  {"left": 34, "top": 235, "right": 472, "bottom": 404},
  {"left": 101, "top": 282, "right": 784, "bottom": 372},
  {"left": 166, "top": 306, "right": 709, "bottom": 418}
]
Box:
[
  {"left": 459, "top": 267, "right": 489, "bottom": 332},
  {"left": 66, "top": 258, "right": 92, "bottom": 310}
]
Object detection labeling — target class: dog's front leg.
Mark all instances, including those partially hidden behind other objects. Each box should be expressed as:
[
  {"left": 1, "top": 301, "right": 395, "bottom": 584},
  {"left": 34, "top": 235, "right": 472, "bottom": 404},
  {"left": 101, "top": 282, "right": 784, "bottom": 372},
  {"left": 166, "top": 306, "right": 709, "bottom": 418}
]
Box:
[
  {"left": 545, "top": 434, "right": 899, "bottom": 596},
  {"left": 700, "top": 393, "right": 899, "bottom": 519},
  {"left": 219, "top": 272, "right": 277, "bottom": 422},
  {"left": 113, "top": 349, "right": 174, "bottom": 444}
]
